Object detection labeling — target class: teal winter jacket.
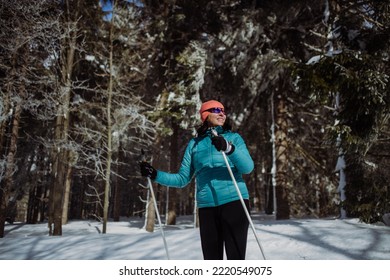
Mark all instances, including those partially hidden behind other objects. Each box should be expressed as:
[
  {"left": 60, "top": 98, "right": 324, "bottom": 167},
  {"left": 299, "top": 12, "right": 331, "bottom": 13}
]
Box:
[{"left": 155, "top": 126, "right": 254, "bottom": 208}]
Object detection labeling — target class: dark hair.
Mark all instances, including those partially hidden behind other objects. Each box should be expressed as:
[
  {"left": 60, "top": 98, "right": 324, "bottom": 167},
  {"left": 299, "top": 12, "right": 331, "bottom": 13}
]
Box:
[{"left": 196, "top": 118, "right": 232, "bottom": 137}]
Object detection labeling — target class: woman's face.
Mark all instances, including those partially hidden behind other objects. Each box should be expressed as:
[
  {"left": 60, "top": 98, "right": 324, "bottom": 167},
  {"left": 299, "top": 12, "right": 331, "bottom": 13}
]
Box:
[{"left": 207, "top": 108, "right": 226, "bottom": 127}]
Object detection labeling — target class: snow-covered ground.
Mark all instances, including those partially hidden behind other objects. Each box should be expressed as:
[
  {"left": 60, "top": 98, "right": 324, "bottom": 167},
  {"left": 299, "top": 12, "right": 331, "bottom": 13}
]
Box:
[
  {"left": 1, "top": 214, "right": 389, "bottom": 280},
  {"left": 1, "top": 213, "right": 389, "bottom": 260}
]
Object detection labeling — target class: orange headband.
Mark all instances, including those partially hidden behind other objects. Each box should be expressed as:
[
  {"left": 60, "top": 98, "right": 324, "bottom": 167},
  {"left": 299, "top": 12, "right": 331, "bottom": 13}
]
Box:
[{"left": 199, "top": 100, "right": 224, "bottom": 122}]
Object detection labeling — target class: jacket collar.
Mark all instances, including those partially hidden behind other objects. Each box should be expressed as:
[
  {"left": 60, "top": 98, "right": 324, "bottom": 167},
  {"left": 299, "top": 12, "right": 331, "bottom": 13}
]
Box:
[{"left": 206, "top": 126, "right": 225, "bottom": 136}]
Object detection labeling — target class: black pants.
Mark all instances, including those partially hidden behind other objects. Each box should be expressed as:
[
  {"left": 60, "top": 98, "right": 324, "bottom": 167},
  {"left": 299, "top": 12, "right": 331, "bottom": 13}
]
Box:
[{"left": 198, "top": 200, "right": 250, "bottom": 260}]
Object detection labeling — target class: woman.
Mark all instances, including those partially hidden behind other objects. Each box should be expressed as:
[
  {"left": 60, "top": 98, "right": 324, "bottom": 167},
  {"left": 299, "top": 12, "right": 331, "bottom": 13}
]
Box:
[{"left": 140, "top": 100, "right": 254, "bottom": 260}]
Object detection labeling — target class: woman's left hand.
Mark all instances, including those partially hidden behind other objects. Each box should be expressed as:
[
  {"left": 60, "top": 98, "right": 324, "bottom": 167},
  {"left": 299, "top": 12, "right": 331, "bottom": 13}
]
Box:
[{"left": 211, "top": 135, "right": 234, "bottom": 154}]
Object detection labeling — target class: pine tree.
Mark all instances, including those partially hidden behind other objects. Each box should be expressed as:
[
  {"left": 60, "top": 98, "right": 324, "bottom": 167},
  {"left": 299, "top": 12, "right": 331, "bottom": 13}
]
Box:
[
  {"left": 295, "top": 0, "right": 390, "bottom": 222},
  {"left": 71, "top": 0, "right": 156, "bottom": 232},
  {"left": 0, "top": 0, "right": 63, "bottom": 237}
]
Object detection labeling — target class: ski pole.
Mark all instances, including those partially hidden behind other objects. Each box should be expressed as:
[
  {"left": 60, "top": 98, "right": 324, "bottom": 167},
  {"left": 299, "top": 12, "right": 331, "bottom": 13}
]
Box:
[
  {"left": 147, "top": 176, "right": 170, "bottom": 259},
  {"left": 211, "top": 129, "right": 267, "bottom": 260},
  {"left": 142, "top": 150, "right": 170, "bottom": 260}
]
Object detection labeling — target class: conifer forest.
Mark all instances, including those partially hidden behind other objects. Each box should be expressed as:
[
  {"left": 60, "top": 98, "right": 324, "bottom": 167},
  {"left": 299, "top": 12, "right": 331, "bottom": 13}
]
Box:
[{"left": 0, "top": 0, "right": 389, "bottom": 237}]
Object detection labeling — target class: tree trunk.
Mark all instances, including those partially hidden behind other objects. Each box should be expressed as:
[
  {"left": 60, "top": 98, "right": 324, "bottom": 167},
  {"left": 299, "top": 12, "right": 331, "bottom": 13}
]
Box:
[
  {"left": 102, "top": 1, "right": 116, "bottom": 234},
  {"left": 48, "top": 1, "right": 78, "bottom": 235},
  {"left": 145, "top": 90, "right": 169, "bottom": 231},
  {"left": 113, "top": 146, "right": 123, "bottom": 222},
  {"left": 48, "top": 82, "right": 72, "bottom": 235},
  {"left": 0, "top": 101, "right": 23, "bottom": 237},
  {"left": 274, "top": 94, "right": 290, "bottom": 220},
  {"left": 61, "top": 159, "right": 73, "bottom": 225},
  {"left": 26, "top": 145, "right": 45, "bottom": 224},
  {"left": 49, "top": 149, "right": 68, "bottom": 235},
  {"left": 103, "top": 147, "right": 112, "bottom": 234},
  {"left": 166, "top": 120, "right": 179, "bottom": 225},
  {"left": 0, "top": 124, "right": 10, "bottom": 236},
  {"left": 0, "top": 45, "right": 26, "bottom": 237},
  {"left": 113, "top": 171, "right": 121, "bottom": 222},
  {"left": 145, "top": 189, "right": 156, "bottom": 232}
]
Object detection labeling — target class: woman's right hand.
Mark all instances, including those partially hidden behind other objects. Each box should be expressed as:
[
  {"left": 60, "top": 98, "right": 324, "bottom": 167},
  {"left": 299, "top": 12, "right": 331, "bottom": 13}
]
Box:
[{"left": 139, "top": 161, "right": 157, "bottom": 180}]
